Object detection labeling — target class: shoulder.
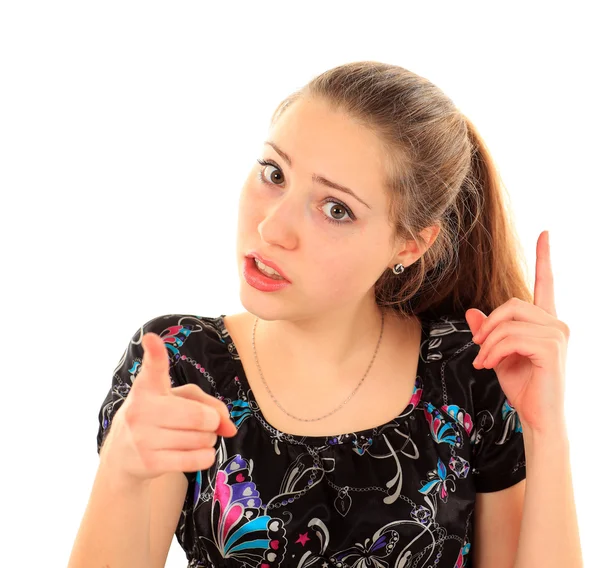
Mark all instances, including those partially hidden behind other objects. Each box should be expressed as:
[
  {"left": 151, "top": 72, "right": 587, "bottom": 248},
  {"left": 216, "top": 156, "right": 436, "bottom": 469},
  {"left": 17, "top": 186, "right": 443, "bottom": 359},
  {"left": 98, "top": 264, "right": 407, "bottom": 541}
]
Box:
[
  {"left": 421, "top": 310, "right": 516, "bottom": 423},
  {"left": 143, "top": 312, "right": 241, "bottom": 391},
  {"left": 127, "top": 313, "right": 232, "bottom": 371},
  {"left": 137, "top": 312, "right": 227, "bottom": 343},
  {"left": 416, "top": 314, "right": 526, "bottom": 491},
  {"left": 419, "top": 311, "right": 504, "bottom": 417},
  {"left": 420, "top": 311, "right": 479, "bottom": 364}
]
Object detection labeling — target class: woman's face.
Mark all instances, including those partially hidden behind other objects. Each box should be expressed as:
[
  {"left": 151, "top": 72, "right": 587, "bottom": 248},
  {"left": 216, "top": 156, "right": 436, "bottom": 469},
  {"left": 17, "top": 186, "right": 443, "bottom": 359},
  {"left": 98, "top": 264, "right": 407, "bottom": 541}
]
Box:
[{"left": 235, "top": 96, "right": 407, "bottom": 321}]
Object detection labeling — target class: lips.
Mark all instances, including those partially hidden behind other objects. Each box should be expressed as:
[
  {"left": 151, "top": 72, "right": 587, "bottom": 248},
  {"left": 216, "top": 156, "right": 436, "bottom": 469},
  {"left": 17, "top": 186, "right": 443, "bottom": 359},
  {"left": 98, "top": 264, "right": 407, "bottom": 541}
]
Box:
[
  {"left": 243, "top": 257, "right": 291, "bottom": 292},
  {"left": 246, "top": 252, "right": 291, "bottom": 282}
]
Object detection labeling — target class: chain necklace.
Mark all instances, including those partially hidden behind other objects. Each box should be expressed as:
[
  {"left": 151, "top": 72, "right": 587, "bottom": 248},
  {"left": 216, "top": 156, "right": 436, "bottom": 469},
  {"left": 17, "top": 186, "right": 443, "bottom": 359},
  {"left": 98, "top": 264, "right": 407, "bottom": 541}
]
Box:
[{"left": 251, "top": 310, "right": 385, "bottom": 422}]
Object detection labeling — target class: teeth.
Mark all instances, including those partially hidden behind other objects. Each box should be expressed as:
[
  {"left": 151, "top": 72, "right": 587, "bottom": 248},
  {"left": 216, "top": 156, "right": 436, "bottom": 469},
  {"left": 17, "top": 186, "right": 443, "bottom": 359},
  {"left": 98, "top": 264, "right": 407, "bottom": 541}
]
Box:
[{"left": 254, "top": 258, "right": 284, "bottom": 279}]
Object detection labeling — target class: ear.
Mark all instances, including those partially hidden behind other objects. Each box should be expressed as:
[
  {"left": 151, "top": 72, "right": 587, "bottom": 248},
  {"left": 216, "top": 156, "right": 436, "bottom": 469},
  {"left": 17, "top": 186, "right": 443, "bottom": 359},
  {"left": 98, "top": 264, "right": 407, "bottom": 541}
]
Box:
[
  {"left": 465, "top": 308, "right": 487, "bottom": 336},
  {"left": 391, "top": 224, "right": 441, "bottom": 265}
]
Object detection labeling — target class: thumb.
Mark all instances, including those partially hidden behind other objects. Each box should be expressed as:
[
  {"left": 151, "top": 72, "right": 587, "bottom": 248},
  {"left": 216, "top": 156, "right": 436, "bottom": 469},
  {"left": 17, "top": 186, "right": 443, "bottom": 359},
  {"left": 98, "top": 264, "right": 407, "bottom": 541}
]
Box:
[
  {"left": 465, "top": 308, "right": 487, "bottom": 338},
  {"left": 133, "top": 332, "right": 173, "bottom": 395},
  {"left": 171, "top": 385, "right": 239, "bottom": 438}
]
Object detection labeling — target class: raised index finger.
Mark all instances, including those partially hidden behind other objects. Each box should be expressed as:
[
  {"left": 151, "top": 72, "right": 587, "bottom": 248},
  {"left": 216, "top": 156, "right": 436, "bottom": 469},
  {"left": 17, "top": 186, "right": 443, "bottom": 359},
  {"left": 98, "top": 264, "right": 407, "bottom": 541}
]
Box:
[{"left": 533, "top": 230, "right": 557, "bottom": 317}]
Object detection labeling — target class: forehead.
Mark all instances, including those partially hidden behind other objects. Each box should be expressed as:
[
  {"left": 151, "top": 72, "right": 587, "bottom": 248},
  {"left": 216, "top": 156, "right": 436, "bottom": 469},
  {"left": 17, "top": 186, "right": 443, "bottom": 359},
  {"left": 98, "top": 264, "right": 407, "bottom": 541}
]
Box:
[{"left": 267, "top": 98, "right": 389, "bottom": 203}]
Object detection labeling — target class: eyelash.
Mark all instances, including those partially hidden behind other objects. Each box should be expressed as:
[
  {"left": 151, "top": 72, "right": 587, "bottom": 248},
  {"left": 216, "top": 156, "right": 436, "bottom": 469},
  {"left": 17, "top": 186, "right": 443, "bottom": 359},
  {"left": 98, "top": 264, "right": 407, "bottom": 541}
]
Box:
[{"left": 256, "top": 158, "right": 356, "bottom": 226}]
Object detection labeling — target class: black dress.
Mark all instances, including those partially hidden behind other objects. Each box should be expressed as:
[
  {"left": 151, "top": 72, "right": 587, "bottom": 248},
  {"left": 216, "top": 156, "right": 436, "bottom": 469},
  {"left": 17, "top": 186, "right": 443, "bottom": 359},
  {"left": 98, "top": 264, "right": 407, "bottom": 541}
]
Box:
[{"left": 96, "top": 312, "right": 527, "bottom": 568}]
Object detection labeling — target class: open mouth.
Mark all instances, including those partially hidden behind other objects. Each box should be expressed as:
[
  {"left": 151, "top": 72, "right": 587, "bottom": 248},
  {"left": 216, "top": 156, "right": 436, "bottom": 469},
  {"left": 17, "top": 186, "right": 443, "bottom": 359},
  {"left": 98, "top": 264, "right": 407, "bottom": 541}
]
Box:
[
  {"left": 243, "top": 257, "right": 292, "bottom": 292},
  {"left": 253, "top": 257, "right": 286, "bottom": 280}
]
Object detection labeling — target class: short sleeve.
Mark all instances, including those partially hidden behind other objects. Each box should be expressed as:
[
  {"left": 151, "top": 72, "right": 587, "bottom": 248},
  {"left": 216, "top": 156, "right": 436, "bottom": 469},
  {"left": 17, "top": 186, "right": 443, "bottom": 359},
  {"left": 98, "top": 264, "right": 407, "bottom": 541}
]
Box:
[
  {"left": 96, "top": 314, "right": 189, "bottom": 456},
  {"left": 468, "top": 343, "right": 527, "bottom": 493}
]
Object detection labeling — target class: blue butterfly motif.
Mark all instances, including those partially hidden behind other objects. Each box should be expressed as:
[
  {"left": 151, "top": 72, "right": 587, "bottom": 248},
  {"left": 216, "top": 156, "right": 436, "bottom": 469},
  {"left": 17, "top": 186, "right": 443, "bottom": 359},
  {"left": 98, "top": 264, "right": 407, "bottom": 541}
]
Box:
[
  {"left": 200, "top": 455, "right": 288, "bottom": 566},
  {"left": 418, "top": 457, "right": 457, "bottom": 503},
  {"left": 442, "top": 403, "right": 474, "bottom": 435},
  {"left": 159, "top": 324, "right": 193, "bottom": 364},
  {"left": 424, "top": 402, "right": 463, "bottom": 447},
  {"left": 455, "top": 541, "right": 471, "bottom": 567},
  {"left": 332, "top": 529, "right": 400, "bottom": 566},
  {"left": 228, "top": 398, "right": 253, "bottom": 429}
]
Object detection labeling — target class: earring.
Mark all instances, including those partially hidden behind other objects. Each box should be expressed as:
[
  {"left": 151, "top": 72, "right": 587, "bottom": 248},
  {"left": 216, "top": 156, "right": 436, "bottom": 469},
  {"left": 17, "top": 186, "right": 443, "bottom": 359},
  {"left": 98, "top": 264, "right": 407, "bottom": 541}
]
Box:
[{"left": 392, "top": 263, "right": 405, "bottom": 275}]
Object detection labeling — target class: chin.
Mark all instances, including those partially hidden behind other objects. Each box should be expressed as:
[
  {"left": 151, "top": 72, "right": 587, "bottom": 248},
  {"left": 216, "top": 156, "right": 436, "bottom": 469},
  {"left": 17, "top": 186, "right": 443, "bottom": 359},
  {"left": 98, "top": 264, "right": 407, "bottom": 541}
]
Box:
[{"left": 238, "top": 293, "right": 286, "bottom": 322}]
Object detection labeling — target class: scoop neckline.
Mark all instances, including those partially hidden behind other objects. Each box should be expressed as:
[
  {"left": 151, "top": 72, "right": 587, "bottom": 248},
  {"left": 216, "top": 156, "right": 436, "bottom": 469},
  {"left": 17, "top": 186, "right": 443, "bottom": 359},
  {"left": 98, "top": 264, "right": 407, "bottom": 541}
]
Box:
[{"left": 215, "top": 314, "right": 429, "bottom": 447}]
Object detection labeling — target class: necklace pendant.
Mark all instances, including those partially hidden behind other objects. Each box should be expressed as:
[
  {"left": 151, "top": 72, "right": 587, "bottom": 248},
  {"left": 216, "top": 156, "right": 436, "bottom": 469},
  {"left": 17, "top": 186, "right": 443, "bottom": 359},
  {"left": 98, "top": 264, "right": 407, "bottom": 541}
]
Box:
[{"left": 334, "top": 486, "right": 352, "bottom": 517}]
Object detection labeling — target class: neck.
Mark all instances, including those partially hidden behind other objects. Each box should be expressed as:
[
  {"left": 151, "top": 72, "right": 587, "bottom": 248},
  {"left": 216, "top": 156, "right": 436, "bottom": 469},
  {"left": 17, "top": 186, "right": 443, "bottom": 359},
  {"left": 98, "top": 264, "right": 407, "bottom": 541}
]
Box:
[{"left": 252, "top": 301, "right": 408, "bottom": 383}]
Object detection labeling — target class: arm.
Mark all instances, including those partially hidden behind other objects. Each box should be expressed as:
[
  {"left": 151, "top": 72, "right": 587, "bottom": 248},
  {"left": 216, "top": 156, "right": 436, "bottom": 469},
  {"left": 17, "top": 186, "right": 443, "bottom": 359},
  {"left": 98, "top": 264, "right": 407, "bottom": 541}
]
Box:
[
  {"left": 513, "top": 423, "right": 583, "bottom": 567},
  {"left": 67, "top": 446, "right": 153, "bottom": 568},
  {"left": 473, "top": 480, "right": 525, "bottom": 567},
  {"left": 68, "top": 435, "right": 189, "bottom": 568}
]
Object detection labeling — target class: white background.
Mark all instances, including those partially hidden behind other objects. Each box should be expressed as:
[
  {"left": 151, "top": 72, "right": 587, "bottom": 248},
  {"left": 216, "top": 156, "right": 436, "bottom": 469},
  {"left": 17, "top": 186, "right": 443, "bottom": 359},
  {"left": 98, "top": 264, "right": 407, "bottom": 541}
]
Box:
[{"left": 1, "top": 1, "right": 598, "bottom": 566}]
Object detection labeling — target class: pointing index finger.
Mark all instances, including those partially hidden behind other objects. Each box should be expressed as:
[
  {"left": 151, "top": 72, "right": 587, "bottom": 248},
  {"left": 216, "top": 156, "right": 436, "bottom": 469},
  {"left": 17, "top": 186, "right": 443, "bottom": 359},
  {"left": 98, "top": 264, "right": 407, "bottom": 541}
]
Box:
[{"left": 533, "top": 230, "right": 557, "bottom": 317}]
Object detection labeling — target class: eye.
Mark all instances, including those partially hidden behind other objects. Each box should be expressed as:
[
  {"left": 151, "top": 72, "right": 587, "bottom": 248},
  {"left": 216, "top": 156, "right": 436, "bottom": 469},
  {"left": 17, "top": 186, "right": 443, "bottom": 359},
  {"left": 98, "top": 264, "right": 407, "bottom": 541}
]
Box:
[
  {"left": 257, "top": 159, "right": 284, "bottom": 185},
  {"left": 255, "top": 158, "right": 356, "bottom": 226},
  {"left": 322, "top": 199, "right": 354, "bottom": 225}
]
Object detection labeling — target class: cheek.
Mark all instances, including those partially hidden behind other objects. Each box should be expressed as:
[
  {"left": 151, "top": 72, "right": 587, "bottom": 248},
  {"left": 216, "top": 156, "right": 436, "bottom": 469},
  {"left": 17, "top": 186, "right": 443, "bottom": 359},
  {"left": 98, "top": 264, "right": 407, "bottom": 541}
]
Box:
[
  {"left": 238, "top": 183, "right": 254, "bottom": 214},
  {"left": 238, "top": 180, "right": 274, "bottom": 225},
  {"left": 237, "top": 186, "right": 261, "bottom": 229},
  {"left": 310, "top": 254, "right": 372, "bottom": 299}
]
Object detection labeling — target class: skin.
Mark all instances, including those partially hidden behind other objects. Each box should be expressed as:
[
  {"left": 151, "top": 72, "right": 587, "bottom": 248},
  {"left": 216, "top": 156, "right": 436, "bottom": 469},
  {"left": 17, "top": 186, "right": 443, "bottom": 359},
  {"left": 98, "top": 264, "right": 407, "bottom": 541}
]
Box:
[{"left": 234, "top": 96, "right": 440, "bottom": 391}]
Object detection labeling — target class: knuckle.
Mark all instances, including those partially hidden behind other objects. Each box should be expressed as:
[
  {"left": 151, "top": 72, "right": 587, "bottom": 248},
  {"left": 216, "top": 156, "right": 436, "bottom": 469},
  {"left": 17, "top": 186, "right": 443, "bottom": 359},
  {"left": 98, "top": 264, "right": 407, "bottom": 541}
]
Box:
[
  {"left": 203, "top": 432, "right": 218, "bottom": 447},
  {"left": 199, "top": 448, "right": 216, "bottom": 468},
  {"left": 199, "top": 406, "right": 219, "bottom": 430},
  {"left": 142, "top": 449, "right": 158, "bottom": 471},
  {"left": 125, "top": 393, "right": 152, "bottom": 422},
  {"left": 552, "top": 335, "right": 563, "bottom": 353},
  {"left": 124, "top": 405, "right": 143, "bottom": 430}
]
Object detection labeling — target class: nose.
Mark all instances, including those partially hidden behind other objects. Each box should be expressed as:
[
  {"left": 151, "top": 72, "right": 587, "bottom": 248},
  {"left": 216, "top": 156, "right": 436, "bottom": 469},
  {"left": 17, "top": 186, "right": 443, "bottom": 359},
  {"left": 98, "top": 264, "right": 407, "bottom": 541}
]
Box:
[{"left": 257, "top": 190, "right": 303, "bottom": 250}]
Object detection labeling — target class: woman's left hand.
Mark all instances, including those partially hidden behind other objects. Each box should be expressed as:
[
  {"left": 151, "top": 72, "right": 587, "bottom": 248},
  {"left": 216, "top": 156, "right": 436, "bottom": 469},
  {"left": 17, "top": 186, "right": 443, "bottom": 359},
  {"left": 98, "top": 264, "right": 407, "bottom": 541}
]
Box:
[{"left": 465, "top": 230, "right": 570, "bottom": 435}]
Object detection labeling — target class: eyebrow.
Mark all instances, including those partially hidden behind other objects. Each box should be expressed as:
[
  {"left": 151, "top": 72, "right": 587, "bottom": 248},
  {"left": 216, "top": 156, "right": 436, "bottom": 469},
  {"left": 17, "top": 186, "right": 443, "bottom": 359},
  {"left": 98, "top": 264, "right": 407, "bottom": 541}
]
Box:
[{"left": 264, "top": 141, "right": 373, "bottom": 210}]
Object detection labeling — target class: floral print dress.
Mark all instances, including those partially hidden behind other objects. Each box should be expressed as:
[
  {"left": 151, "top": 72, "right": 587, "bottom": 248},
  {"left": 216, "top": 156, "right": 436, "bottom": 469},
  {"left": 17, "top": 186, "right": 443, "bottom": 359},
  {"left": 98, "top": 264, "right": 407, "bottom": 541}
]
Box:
[{"left": 96, "top": 311, "right": 526, "bottom": 568}]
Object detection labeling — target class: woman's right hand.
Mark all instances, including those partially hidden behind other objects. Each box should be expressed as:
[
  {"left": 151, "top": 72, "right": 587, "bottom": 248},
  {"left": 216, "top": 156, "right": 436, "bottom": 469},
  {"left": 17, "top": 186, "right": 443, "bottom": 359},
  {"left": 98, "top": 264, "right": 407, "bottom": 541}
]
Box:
[{"left": 100, "top": 332, "right": 238, "bottom": 484}]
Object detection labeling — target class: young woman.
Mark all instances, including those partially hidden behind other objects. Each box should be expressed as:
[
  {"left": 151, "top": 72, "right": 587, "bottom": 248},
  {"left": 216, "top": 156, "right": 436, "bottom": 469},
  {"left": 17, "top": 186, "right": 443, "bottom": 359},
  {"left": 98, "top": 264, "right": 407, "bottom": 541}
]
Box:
[{"left": 71, "top": 61, "right": 581, "bottom": 568}]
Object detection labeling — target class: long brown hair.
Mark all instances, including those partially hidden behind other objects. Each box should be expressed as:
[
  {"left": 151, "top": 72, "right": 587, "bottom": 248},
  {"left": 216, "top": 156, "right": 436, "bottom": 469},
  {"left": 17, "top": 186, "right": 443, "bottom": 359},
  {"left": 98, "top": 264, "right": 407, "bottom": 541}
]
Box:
[{"left": 269, "top": 61, "right": 533, "bottom": 320}]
